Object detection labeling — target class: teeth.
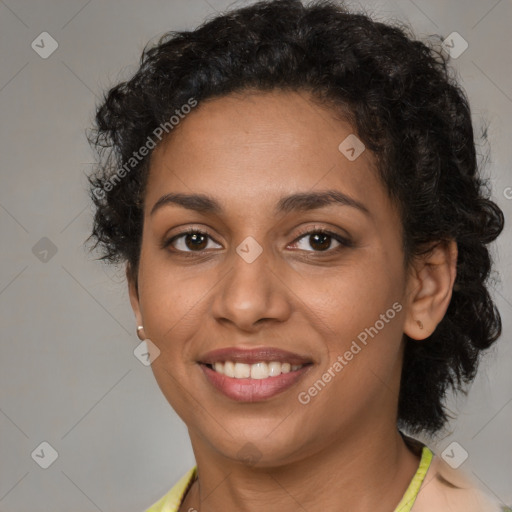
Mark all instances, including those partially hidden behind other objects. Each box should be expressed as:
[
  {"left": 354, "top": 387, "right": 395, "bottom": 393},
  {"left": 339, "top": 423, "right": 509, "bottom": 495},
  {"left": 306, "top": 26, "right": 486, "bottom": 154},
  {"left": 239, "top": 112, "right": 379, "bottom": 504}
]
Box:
[
  {"left": 224, "top": 361, "right": 235, "bottom": 377},
  {"left": 210, "top": 361, "right": 304, "bottom": 379}
]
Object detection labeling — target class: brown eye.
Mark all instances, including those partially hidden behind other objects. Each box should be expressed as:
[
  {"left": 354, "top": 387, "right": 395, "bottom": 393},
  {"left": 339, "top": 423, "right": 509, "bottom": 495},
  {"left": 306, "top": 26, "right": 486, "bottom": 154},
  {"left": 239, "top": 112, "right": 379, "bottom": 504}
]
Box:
[
  {"left": 183, "top": 232, "right": 208, "bottom": 251},
  {"left": 164, "top": 229, "right": 222, "bottom": 253},
  {"left": 307, "top": 232, "right": 332, "bottom": 251},
  {"left": 290, "top": 228, "right": 352, "bottom": 253}
]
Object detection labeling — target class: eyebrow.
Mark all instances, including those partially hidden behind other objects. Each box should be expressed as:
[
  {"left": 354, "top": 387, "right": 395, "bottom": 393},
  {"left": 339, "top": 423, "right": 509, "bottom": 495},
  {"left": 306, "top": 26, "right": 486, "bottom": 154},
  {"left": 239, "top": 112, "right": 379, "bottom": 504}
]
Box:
[{"left": 150, "top": 189, "right": 370, "bottom": 217}]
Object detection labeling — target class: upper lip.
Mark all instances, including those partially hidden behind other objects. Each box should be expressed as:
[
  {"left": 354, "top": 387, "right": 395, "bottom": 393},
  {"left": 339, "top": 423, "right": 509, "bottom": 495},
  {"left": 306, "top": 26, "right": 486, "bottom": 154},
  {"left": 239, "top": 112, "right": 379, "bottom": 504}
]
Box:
[{"left": 198, "top": 347, "right": 314, "bottom": 365}]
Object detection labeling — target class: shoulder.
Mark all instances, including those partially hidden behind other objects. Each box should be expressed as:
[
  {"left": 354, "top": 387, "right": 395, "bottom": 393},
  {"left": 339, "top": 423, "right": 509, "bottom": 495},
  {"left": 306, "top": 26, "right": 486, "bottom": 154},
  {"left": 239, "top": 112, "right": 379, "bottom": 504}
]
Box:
[{"left": 413, "top": 451, "right": 507, "bottom": 512}]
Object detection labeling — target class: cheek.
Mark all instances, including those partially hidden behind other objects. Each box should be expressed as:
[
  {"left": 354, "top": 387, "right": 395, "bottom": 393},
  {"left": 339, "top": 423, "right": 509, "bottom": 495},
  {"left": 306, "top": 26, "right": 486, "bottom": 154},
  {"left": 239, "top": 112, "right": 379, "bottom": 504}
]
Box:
[
  {"left": 297, "top": 254, "right": 403, "bottom": 334},
  {"left": 136, "top": 254, "right": 212, "bottom": 355},
  {"left": 138, "top": 262, "right": 209, "bottom": 417},
  {"left": 293, "top": 251, "right": 405, "bottom": 387},
  {"left": 294, "top": 268, "right": 405, "bottom": 422}
]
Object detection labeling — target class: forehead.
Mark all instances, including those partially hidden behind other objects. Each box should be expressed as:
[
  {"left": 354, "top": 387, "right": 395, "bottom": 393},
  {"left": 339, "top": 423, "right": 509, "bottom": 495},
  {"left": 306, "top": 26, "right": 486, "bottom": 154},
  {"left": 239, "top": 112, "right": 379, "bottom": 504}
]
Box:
[{"left": 144, "top": 90, "right": 390, "bottom": 220}]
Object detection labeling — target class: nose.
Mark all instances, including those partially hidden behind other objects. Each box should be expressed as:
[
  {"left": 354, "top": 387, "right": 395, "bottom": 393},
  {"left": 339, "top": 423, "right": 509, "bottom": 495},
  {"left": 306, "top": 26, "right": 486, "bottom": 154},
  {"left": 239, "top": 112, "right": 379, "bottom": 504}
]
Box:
[{"left": 211, "top": 244, "right": 292, "bottom": 332}]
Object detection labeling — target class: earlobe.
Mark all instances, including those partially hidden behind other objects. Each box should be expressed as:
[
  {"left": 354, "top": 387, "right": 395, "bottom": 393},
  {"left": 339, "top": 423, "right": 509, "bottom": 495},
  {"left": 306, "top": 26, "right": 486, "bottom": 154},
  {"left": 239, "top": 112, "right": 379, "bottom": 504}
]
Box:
[{"left": 403, "top": 239, "right": 458, "bottom": 341}]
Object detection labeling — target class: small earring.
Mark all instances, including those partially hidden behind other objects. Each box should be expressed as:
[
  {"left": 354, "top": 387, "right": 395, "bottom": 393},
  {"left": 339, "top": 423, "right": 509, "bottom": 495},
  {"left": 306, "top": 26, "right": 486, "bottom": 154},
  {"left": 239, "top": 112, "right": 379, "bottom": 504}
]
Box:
[
  {"left": 417, "top": 320, "right": 424, "bottom": 330},
  {"left": 137, "top": 325, "right": 145, "bottom": 340}
]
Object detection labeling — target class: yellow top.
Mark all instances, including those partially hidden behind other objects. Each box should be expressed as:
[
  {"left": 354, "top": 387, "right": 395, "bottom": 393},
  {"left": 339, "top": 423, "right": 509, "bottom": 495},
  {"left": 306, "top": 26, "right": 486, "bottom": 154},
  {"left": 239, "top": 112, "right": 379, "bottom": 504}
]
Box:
[
  {"left": 394, "top": 446, "right": 433, "bottom": 511},
  {"left": 145, "top": 446, "right": 433, "bottom": 512}
]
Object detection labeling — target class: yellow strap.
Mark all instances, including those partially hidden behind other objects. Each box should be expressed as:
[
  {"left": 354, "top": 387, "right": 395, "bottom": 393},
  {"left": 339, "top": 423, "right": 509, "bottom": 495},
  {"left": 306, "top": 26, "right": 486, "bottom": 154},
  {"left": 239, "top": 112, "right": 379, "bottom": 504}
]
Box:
[
  {"left": 393, "top": 446, "right": 433, "bottom": 512},
  {"left": 145, "top": 466, "right": 197, "bottom": 512}
]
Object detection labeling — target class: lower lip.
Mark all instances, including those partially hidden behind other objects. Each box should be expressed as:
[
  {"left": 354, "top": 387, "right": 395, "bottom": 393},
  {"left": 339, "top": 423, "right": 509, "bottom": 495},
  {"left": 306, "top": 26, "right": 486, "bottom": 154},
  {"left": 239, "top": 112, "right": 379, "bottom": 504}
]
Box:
[{"left": 199, "top": 363, "right": 313, "bottom": 402}]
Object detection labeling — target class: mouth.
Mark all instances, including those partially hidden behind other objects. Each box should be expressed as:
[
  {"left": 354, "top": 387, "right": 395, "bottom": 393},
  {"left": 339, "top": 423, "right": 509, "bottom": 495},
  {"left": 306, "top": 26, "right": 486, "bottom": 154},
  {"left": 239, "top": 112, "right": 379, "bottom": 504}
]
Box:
[
  {"left": 198, "top": 346, "right": 314, "bottom": 366},
  {"left": 202, "top": 360, "right": 312, "bottom": 379},
  {"left": 197, "top": 346, "right": 315, "bottom": 402},
  {"left": 198, "top": 361, "right": 314, "bottom": 402}
]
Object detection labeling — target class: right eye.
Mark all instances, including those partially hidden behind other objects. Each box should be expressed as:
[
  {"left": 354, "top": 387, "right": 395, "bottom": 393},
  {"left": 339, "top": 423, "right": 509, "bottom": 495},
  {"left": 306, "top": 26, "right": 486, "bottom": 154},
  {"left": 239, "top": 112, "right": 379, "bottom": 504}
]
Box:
[{"left": 163, "top": 228, "right": 222, "bottom": 253}]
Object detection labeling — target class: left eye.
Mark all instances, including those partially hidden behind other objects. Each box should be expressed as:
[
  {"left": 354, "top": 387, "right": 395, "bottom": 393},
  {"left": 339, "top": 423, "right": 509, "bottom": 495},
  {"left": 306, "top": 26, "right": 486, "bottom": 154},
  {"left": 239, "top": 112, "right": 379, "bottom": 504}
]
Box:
[{"left": 290, "top": 230, "right": 349, "bottom": 252}]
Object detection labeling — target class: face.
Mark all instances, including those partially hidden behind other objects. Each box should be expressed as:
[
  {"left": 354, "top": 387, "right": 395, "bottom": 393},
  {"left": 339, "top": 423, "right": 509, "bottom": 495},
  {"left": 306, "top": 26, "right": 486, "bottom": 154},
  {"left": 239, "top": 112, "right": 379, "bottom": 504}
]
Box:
[{"left": 129, "top": 90, "right": 416, "bottom": 466}]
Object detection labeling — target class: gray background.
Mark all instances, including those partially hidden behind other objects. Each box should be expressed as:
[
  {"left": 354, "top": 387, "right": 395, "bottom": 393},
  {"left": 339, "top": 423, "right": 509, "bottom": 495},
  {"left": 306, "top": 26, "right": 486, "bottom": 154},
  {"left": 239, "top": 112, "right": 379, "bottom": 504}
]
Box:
[{"left": 0, "top": 0, "right": 511, "bottom": 510}]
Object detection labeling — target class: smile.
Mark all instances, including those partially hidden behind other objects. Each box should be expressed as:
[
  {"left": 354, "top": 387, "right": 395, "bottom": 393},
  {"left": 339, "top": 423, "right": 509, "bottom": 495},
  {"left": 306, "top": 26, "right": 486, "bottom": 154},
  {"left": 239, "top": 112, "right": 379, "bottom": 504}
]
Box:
[
  {"left": 207, "top": 361, "right": 306, "bottom": 379},
  {"left": 199, "top": 362, "right": 313, "bottom": 402}
]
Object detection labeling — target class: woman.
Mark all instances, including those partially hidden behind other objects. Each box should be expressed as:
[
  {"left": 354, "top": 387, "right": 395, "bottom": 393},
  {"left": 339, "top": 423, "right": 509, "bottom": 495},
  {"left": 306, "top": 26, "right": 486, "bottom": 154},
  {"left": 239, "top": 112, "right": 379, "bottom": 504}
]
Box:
[{"left": 86, "top": 1, "right": 509, "bottom": 510}]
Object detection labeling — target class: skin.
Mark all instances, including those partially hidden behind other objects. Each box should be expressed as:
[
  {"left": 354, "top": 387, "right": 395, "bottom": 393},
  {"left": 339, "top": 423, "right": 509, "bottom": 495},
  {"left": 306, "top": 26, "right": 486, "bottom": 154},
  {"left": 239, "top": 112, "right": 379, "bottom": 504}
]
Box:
[{"left": 128, "top": 90, "right": 457, "bottom": 512}]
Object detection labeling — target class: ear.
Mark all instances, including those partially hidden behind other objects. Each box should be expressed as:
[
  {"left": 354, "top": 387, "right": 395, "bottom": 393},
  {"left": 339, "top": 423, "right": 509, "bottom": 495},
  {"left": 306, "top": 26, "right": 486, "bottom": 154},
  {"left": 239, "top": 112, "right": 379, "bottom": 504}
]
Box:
[
  {"left": 126, "top": 263, "right": 143, "bottom": 328},
  {"left": 403, "top": 239, "right": 458, "bottom": 340}
]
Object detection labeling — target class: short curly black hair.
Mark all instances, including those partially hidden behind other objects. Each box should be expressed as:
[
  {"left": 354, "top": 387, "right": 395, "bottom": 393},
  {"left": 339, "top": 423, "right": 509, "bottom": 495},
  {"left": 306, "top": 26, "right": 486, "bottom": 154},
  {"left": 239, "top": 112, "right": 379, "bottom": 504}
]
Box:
[{"left": 86, "top": 0, "right": 504, "bottom": 435}]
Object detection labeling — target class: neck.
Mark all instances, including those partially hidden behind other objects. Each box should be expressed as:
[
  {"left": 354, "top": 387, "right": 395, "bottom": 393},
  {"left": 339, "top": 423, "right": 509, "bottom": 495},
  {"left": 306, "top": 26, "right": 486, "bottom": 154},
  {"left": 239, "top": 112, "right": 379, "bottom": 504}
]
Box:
[{"left": 180, "top": 424, "right": 421, "bottom": 512}]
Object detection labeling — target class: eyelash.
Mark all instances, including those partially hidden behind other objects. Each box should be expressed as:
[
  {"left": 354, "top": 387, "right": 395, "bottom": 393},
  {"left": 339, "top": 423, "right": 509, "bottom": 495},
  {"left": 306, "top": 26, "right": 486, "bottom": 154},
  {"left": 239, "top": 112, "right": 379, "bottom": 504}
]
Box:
[{"left": 162, "top": 226, "right": 353, "bottom": 256}]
